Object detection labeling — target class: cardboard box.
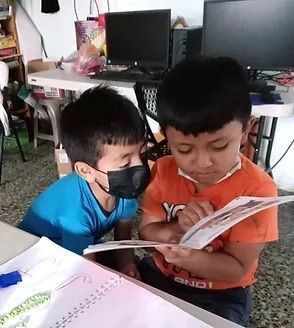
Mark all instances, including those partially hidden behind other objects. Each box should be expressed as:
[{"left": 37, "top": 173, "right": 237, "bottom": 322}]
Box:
[
  {"left": 27, "top": 59, "right": 56, "bottom": 73},
  {"left": 55, "top": 147, "right": 73, "bottom": 179},
  {"left": 0, "top": 35, "right": 16, "bottom": 49}
]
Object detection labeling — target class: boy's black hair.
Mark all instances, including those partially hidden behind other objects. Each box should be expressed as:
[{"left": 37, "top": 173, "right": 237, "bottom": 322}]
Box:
[
  {"left": 60, "top": 86, "right": 145, "bottom": 165},
  {"left": 157, "top": 56, "right": 251, "bottom": 135}
]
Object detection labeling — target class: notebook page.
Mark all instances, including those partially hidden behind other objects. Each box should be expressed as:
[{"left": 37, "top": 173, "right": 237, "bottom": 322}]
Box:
[{"left": 0, "top": 238, "right": 213, "bottom": 328}]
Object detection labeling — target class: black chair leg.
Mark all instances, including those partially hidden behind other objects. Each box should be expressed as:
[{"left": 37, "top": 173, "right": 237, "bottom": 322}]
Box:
[
  {"left": 6, "top": 109, "right": 26, "bottom": 163},
  {"left": 0, "top": 121, "right": 5, "bottom": 184}
]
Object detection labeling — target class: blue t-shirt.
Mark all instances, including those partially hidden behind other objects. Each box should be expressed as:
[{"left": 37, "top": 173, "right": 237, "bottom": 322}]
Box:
[{"left": 18, "top": 173, "right": 138, "bottom": 255}]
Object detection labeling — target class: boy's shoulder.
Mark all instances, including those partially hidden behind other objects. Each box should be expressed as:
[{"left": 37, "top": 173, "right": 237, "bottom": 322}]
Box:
[
  {"left": 33, "top": 172, "right": 85, "bottom": 206},
  {"left": 237, "top": 154, "right": 276, "bottom": 191},
  {"left": 41, "top": 172, "right": 81, "bottom": 193},
  {"left": 153, "top": 155, "right": 178, "bottom": 178},
  {"left": 153, "top": 154, "right": 276, "bottom": 195}
]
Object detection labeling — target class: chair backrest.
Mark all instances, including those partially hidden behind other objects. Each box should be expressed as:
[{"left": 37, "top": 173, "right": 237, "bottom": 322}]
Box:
[
  {"left": 134, "top": 81, "right": 171, "bottom": 161},
  {"left": 0, "top": 61, "right": 9, "bottom": 91},
  {"left": 134, "top": 81, "right": 162, "bottom": 122},
  {"left": 134, "top": 81, "right": 162, "bottom": 145}
]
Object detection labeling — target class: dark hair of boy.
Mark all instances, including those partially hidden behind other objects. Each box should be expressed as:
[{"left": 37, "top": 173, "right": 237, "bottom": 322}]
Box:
[
  {"left": 157, "top": 56, "right": 252, "bottom": 135},
  {"left": 60, "top": 85, "right": 146, "bottom": 166}
]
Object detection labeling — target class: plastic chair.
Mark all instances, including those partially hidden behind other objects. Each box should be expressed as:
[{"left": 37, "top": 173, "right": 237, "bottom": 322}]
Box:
[
  {"left": 34, "top": 98, "right": 68, "bottom": 147},
  {"left": 134, "top": 81, "right": 171, "bottom": 162}
]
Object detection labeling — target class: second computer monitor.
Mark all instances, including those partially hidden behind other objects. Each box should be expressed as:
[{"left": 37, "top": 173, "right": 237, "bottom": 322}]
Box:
[
  {"left": 105, "top": 9, "right": 171, "bottom": 68},
  {"left": 202, "top": 0, "right": 294, "bottom": 70}
]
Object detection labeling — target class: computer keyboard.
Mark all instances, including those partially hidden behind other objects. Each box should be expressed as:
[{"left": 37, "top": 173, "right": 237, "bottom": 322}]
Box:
[{"left": 90, "top": 69, "right": 163, "bottom": 83}]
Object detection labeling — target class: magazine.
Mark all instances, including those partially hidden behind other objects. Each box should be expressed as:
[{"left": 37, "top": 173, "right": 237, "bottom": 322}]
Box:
[{"left": 84, "top": 195, "right": 294, "bottom": 255}]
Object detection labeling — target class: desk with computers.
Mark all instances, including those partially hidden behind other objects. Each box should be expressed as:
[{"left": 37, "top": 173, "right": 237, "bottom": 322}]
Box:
[
  {"left": 89, "top": 0, "right": 293, "bottom": 171},
  {"left": 91, "top": 0, "right": 293, "bottom": 86},
  {"left": 28, "top": 0, "right": 293, "bottom": 171}
]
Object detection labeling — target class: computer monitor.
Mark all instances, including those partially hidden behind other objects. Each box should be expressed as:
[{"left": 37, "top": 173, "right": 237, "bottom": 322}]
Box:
[
  {"left": 202, "top": 0, "right": 294, "bottom": 70},
  {"left": 105, "top": 9, "right": 171, "bottom": 68}
]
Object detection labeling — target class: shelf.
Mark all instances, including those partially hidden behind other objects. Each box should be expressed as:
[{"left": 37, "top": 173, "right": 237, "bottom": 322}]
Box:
[
  {"left": 0, "top": 15, "right": 11, "bottom": 21},
  {"left": 0, "top": 53, "right": 22, "bottom": 60}
]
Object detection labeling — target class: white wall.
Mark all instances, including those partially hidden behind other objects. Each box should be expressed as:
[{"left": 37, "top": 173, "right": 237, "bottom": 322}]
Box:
[
  {"left": 18, "top": 0, "right": 294, "bottom": 192},
  {"left": 19, "top": 0, "right": 204, "bottom": 59},
  {"left": 270, "top": 89, "right": 294, "bottom": 192}
]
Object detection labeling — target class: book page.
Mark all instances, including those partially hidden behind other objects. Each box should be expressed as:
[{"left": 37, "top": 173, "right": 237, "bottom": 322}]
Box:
[
  {"left": 0, "top": 238, "right": 212, "bottom": 328},
  {"left": 180, "top": 195, "right": 294, "bottom": 248}
]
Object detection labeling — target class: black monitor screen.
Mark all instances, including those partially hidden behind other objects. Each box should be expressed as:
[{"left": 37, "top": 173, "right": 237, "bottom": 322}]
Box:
[
  {"left": 105, "top": 10, "right": 171, "bottom": 68},
  {"left": 202, "top": 0, "right": 294, "bottom": 70}
]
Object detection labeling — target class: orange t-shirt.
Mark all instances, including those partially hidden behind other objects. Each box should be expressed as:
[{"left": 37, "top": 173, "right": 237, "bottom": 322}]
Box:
[{"left": 142, "top": 154, "right": 278, "bottom": 290}]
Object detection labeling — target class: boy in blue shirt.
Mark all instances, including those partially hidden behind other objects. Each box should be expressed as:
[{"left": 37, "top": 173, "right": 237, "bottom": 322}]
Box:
[{"left": 19, "top": 86, "right": 150, "bottom": 278}]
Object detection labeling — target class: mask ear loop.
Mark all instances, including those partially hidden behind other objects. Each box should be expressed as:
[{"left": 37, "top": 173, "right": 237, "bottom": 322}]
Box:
[{"left": 92, "top": 166, "right": 110, "bottom": 193}]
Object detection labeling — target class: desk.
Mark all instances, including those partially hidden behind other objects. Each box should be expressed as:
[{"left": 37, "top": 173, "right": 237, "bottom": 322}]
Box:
[
  {"left": 28, "top": 69, "right": 294, "bottom": 117},
  {"left": 28, "top": 68, "right": 134, "bottom": 92},
  {"left": 28, "top": 68, "right": 158, "bottom": 132},
  {"left": 28, "top": 69, "right": 294, "bottom": 174},
  {"left": 0, "top": 222, "right": 241, "bottom": 328}
]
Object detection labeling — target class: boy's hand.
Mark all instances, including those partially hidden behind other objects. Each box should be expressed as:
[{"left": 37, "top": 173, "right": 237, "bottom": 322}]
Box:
[
  {"left": 177, "top": 200, "right": 214, "bottom": 232},
  {"left": 161, "top": 222, "right": 183, "bottom": 244},
  {"left": 156, "top": 246, "right": 195, "bottom": 266},
  {"left": 120, "top": 262, "right": 141, "bottom": 280}
]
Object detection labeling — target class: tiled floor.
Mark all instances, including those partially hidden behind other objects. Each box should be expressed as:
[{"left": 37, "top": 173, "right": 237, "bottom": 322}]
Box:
[{"left": 0, "top": 142, "right": 293, "bottom": 327}]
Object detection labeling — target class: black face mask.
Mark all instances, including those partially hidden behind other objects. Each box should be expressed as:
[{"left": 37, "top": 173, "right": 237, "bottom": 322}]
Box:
[{"left": 96, "top": 164, "right": 151, "bottom": 199}]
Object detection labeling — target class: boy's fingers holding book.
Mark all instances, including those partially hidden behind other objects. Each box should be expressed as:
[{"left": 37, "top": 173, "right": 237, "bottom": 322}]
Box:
[
  {"left": 177, "top": 211, "right": 194, "bottom": 230},
  {"left": 195, "top": 201, "right": 214, "bottom": 217},
  {"left": 156, "top": 246, "right": 192, "bottom": 264},
  {"left": 178, "top": 201, "right": 214, "bottom": 230}
]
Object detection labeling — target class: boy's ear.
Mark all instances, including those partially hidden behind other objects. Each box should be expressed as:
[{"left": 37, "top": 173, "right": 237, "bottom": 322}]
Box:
[
  {"left": 159, "top": 126, "right": 167, "bottom": 137},
  {"left": 74, "top": 161, "right": 96, "bottom": 183},
  {"left": 241, "top": 116, "right": 255, "bottom": 144}
]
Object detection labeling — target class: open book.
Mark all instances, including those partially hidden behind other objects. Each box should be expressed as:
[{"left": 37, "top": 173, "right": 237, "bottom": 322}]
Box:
[{"left": 84, "top": 195, "right": 294, "bottom": 255}]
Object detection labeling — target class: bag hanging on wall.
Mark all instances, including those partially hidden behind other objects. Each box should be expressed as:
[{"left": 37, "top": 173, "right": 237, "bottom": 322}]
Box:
[
  {"left": 41, "top": 0, "right": 60, "bottom": 14},
  {"left": 74, "top": 0, "right": 109, "bottom": 55}
]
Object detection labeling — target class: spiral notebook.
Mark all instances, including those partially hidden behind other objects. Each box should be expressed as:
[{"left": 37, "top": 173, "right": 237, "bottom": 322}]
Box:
[{"left": 0, "top": 238, "right": 212, "bottom": 328}]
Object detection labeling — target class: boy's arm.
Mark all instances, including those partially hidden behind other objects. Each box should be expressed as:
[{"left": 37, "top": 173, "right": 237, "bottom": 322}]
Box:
[
  {"left": 158, "top": 181, "right": 278, "bottom": 282},
  {"left": 114, "top": 219, "right": 140, "bottom": 279},
  {"left": 139, "top": 212, "right": 183, "bottom": 243},
  {"left": 139, "top": 159, "right": 186, "bottom": 244},
  {"left": 158, "top": 241, "right": 265, "bottom": 282},
  {"left": 139, "top": 200, "right": 215, "bottom": 243}
]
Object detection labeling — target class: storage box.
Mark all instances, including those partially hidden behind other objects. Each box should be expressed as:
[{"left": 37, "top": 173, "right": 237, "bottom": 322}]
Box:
[
  {"left": 28, "top": 59, "right": 67, "bottom": 99},
  {"left": 0, "top": 35, "right": 16, "bottom": 49},
  {"left": 55, "top": 146, "right": 73, "bottom": 179},
  {"left": 32, "top": 86, "right": 66, "bottom": 99},
  {"left": 0, "top": 47, "right": 16, "bottom": 57}
]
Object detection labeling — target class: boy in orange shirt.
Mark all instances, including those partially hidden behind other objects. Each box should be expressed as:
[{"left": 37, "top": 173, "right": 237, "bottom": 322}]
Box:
[{"left": 138, "top": 57, "right": 278, "bottom": 326}]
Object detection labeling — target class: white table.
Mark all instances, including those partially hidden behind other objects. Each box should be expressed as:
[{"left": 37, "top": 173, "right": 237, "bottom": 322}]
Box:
[
  {"left": 28, "top": 68, "right": 159, "bottom": 132},
  {"left": 0, "top": 222, "right": 241, "bottom": 328},
  {"left": 28, "top": 68, "right": 294, "bottom": 117},
  {"left": 28, "top": 68, "right": 294, "bottom": 142},
  {"left": 28, "top": 68, "right": 134, "bottom": 92}
]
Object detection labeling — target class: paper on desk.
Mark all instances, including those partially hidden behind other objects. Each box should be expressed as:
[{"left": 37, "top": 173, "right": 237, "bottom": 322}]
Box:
[
  {"left": 0, "top": 237, "right": 213, "bottom": 328},
  {"left": 84, "top": 195, "right": 294, "bottom": 254}
]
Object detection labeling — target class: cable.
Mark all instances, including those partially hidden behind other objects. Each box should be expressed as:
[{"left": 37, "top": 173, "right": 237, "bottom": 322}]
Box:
[
  {"left": 89, "top": 0, "right": 92, "bottom": 15},
  {"left": 74, "top": 0, "right": 79, "bottom": 21},
  {"left": 90, "top": 0, "right": 108, "bottom": 15},
  {"left": 256, "top": 70, "right": 294, "bottom": 87},
  {"left": 94, "top": 0, "right": 100, "bottom": 15},
  {"left": 266, "top": 139, "right": 294, "bottom": 173}
]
